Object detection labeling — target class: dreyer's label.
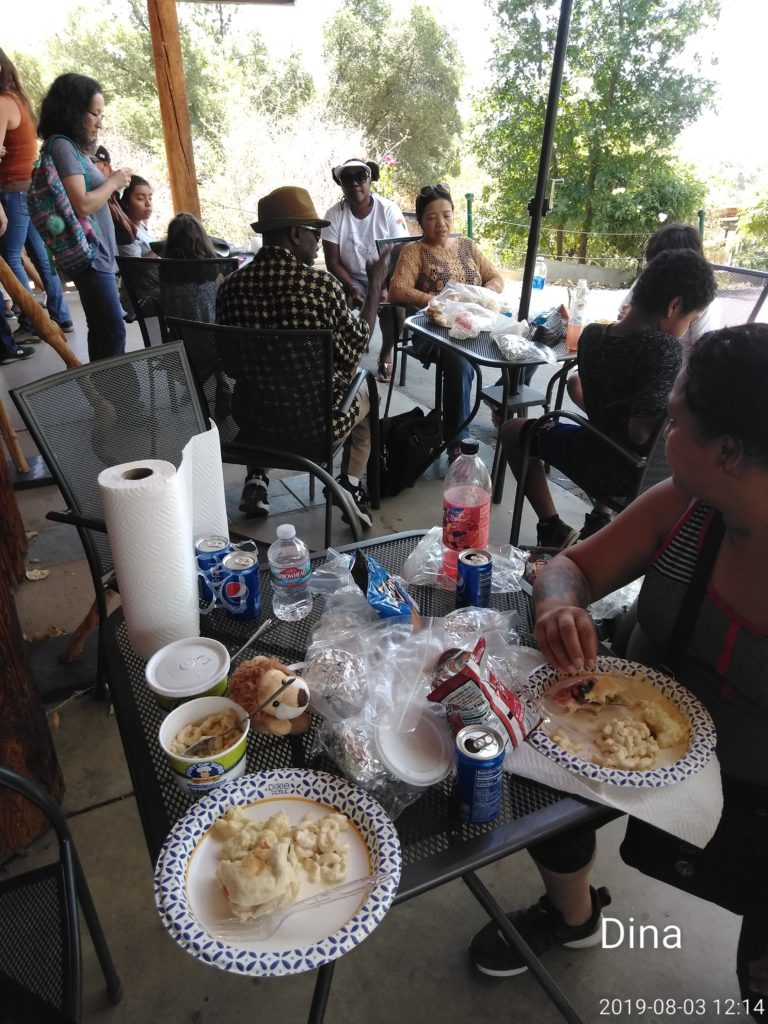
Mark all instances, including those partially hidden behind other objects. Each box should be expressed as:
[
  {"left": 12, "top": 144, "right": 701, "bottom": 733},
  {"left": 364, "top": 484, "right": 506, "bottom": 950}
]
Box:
[
  {"left": 427, "top": 637, "right": 538, "bottom": 748},
  {"left": 443, "top": 500, "right": 490, "bottom": 552}
]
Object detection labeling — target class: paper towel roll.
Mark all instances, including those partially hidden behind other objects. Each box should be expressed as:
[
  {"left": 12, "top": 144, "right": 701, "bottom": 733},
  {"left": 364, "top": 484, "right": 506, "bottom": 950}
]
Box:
[
  {"left": 99, "top": 459, "right": 200, "bottom": 659},
  {"left": 182, "top": 423, "right": 229, "bottom": 540}
]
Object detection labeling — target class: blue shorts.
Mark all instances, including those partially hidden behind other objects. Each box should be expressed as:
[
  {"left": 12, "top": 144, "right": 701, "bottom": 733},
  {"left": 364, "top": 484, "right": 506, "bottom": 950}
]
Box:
[{"left": 526, "top": 420, "right": 581, "bottom": 471}]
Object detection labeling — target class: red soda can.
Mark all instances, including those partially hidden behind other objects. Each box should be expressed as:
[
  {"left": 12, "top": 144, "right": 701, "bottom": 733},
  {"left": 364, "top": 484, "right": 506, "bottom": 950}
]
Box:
[
  {"left": 456, "top": 548, "right": 492, "bottom": 608},
  {"left": 220, "top": 551, "right": 261, "bottom": 620}
]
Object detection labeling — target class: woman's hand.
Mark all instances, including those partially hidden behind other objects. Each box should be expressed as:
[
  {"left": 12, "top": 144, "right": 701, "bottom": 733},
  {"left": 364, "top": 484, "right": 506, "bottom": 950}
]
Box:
[
  {"left": 109, "top": 167, "right": 132, "bottom": 192},
  {"left": 535, "top": 604, "right": 598, "bottom": 674}
]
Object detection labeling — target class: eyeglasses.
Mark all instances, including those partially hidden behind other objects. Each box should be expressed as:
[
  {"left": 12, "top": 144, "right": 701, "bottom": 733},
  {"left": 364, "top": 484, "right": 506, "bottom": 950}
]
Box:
[
  {"left": 299, "top": 225, "right": 322, "bottom": 240},
  {"left": 87, "top": 110, "right": 105, "bottom": 124},
  {"left": 419, "top": 183, "right": 451, "bottom": 198},
  {"left": 339, "top": 170, "right": 370, "bottom": 186}
]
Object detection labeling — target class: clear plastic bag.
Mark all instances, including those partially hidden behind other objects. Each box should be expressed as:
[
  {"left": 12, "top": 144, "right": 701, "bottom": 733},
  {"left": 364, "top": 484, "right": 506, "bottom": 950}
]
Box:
[
  {"left": 492, "top": 331, "right": 556, "bottom": 364},
  {"left": 426, "top": 280, "right": 515, "bottom": 316},
  {"left": 400, "top": 526, "right": 526, "bottom": 592},
  {"left": 310, "top": 713, "right": 430, "bottom": 819}
]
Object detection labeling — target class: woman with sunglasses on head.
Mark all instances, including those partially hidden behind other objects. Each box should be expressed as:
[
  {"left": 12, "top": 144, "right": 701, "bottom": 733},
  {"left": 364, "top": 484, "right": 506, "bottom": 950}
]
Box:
[
  {"left": 389, "top": 183, "right": 504, "bottom": 460},
  {"left": 322, "top": 158, "right": 408, "bottom": 382},
  {"left": 37, "top": 74, "right": 132, "bottom": 361},
  {"left": 0, "top": 48, "right": 73, "bottom": 341}
]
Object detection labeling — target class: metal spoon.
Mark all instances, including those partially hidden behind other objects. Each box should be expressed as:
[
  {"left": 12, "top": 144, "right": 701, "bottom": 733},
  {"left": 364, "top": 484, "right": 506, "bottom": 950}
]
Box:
[
  {"left": 229, "top": 618, "right": 274, "bottom": 665},
  {"left": 179, "top": 675, "right": 296, "bottom": 759}
]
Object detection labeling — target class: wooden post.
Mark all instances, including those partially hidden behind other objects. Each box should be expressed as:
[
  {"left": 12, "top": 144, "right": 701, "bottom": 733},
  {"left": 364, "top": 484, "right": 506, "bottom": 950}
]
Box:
[
  {"left": 0, "top": 457, "right": 64, "bottom": 852},
  {"left": 146, "top": 0, "right": 202, "bottom": 218}
]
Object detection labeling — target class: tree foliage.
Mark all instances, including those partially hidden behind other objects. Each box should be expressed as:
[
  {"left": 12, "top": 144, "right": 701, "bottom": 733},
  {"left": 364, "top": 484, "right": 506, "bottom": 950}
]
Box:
[
  {"left": 475, "top": 0, "right": 719, "bottom": 262},
  {"left": 323, "top": 0, "right": 463, "bottom": 202}
]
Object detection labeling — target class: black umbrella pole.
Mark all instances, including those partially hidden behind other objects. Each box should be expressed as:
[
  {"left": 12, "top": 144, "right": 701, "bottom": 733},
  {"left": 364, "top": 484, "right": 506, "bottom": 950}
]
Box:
[{"left": 518, "top": 0, "right": 574, "bottom": 323}]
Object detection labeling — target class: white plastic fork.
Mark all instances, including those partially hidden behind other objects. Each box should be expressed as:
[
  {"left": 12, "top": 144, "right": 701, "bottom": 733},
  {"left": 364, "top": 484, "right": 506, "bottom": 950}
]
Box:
[{"left": 212, "top": 870, "right": 396, "bottom": 942}]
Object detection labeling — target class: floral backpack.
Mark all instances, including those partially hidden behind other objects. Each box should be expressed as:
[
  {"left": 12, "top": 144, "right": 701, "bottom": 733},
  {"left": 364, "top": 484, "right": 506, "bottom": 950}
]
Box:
[{"left": 28, "top": 135, "right": 99, "bottom": 276}]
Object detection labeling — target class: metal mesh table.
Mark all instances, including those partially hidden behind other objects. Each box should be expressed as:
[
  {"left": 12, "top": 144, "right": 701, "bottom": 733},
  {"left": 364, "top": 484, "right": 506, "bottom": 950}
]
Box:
[{"left": 104, "top": 532, "right": 610, "bottom": 1023}]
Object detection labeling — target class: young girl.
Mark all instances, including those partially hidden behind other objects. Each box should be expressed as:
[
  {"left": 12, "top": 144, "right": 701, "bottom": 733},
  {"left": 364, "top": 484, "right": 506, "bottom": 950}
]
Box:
[{"left": 117, "top": 175, "right": 155, "bottom": 258}]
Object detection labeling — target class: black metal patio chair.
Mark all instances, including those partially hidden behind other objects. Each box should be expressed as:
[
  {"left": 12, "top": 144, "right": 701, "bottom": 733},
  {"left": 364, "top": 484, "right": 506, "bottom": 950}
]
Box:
[
  {"left": 168, "top": 318, "right": 380, "bottom": 548},
  {"left": 509, "top": 410, "right": 670, "bottom": 545},
  {"left": 11, "top": 343, "right": 209, "bottom": 693},
  {"left": 0, "top": 765, "right": 122, "bottom": 1022}
]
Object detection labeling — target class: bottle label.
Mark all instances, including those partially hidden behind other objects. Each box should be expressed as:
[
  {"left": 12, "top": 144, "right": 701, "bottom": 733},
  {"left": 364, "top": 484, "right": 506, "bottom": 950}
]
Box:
[
  {"left": 443, "top": 499, "right": 490, "bottom": 552},
  {"left": 270, "top": 561, "right": 310, "bottom": 588}
]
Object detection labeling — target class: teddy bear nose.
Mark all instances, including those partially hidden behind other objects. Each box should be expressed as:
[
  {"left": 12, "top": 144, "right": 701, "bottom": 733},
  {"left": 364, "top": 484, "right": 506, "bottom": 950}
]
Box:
[{"left": 297, "top": 688, "right": 308, "bottom": 707}]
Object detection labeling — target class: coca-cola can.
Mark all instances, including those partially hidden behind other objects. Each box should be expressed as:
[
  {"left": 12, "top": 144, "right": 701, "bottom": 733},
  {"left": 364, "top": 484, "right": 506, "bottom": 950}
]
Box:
[{"left": 219, "top": 551, "right": 261, "bottom": 620}]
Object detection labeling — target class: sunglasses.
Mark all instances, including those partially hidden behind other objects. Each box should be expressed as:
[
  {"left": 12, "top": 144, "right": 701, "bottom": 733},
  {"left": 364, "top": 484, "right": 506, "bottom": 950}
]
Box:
[
  {"left": 339, "top": 170, "right": 370, "bottom": 186},
  {"left": 299, "top": 225, "right": 322, "bottom": 239},
  {"left": 419, "top": 183, "right": 451, "bottom": 198}
]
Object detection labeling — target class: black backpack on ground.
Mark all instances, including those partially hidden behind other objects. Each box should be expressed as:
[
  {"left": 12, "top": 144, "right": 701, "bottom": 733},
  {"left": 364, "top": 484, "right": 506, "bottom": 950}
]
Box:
[{"left": 379, "top": 407, "right": 443, "bottom": 497}]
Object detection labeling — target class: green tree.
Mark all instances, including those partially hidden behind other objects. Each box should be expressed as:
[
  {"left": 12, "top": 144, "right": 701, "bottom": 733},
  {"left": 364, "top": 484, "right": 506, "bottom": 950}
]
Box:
[
  {"left": 476, "top": 0, "right": 719, "bottom": 262},
  {"left": 323, "top": 0, "right": 463, "bottom": 201}
]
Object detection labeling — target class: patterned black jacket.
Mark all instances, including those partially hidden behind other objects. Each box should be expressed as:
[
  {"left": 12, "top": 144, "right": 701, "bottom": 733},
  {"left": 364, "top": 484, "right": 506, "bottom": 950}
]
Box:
[{"left": 216, "top": 246, "right": 369, "bottom": 439}]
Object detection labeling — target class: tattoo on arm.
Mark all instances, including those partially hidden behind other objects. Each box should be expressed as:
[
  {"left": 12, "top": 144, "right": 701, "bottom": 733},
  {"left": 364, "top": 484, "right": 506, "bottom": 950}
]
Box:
[{"left": 533, "top": 556, "right": 592, "bottom": 610}]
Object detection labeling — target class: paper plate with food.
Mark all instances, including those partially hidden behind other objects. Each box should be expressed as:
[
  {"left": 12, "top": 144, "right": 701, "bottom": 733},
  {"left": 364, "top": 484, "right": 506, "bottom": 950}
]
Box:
[
  {"left": 154, "top": 769, "right": 401, "bottom": 976},
  {"left": 525, "top": 656, "right": 716, "bottom": 787}
]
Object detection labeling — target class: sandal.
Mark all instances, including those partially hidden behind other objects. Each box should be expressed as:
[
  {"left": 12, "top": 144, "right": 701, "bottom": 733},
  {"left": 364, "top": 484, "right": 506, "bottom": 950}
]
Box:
[{"left": 377, "top": 362, "right": 392, "bottom": 383}]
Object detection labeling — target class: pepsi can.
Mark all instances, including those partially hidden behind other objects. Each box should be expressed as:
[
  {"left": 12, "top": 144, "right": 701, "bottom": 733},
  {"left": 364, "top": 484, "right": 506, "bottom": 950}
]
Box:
[
  {"left": 456, "top": 548, "right": 492, "bottom": 609},
  {"left": 455, "top": 725, "right": 505, "bottom": 824},
  {"left": 220, "top": 551, "right": 261, "bottom": 620},
  {"left": 196, "top": 535, "right": 232, "bottom": 606}
]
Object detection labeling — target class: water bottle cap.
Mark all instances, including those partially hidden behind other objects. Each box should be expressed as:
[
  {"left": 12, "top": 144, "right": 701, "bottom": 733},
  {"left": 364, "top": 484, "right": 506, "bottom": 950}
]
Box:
[
  {"left": 277, "top": 524, "right": 296, "bottom": 540},
  {"left": 460, "top": 439, "right": 480, "bottom": 455}
]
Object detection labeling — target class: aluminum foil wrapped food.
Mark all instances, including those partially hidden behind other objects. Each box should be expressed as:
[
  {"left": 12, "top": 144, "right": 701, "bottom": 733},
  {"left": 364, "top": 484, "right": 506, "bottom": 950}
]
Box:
[
  {"left": 318, "top": 717, "right": 392, "bottom": 787},
  {"left": 302, "top": 648, "right": 367, "bottom": 719}
]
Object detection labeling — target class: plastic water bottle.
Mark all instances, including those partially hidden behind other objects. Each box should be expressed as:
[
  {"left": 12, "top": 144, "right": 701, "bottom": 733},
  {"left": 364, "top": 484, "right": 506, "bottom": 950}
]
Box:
[
  {"left": 566, "top": 278, "right": 590, "bottom": 352},
  {"left": 532, "top": 255, "right": 547, "bottom": 291},
  {"left": 442, "top": 439, "right": 492, "bottom": 580},
  {"left": 268, "top": 524, "right": 313, "bottom": 621}
]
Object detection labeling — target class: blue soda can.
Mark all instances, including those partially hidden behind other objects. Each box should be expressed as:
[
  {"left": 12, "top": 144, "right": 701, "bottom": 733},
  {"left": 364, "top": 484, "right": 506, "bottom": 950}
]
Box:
[
  {"left": 195, "top": 535, "right": 233, "bottom": 605},
  {"left": 455, "top": 725, "right": 506, "bottom": 824},
  {"left": 456, "top": 548, "right": 492, "bottom": 609},
  {"left": 220, "top": 551, "right": 261, "bottom": 620}
]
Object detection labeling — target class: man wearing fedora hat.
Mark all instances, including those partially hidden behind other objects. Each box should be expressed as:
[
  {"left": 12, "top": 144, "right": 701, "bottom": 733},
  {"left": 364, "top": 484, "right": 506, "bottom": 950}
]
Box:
[
  {"left": 216, "top": 184, "right": 390, "bottom": 528},
  {"left": 323, "top": 159, "right": 408, "bottom": 383}
]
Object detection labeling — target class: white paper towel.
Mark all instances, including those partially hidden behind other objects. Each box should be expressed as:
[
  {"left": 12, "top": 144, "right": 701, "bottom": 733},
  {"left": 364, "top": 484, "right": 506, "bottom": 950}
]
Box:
[
  {"left": 508, "top": 742, "right": 723, "bottom": 847},
  {"left": 98, "top": 422, "right": 229, "bottom": 659}
]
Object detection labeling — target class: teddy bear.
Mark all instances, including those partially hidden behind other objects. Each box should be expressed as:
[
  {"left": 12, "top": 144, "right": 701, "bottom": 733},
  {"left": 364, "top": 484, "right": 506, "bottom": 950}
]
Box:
[{"left": 228, "top": 655, "right": 311, "bottom": 736}]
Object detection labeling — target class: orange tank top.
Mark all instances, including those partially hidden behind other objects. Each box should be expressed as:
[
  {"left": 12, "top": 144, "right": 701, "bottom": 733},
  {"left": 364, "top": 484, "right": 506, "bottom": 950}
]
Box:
[{"left": 0, "top": 95, "right": 38, "bottom": 184}]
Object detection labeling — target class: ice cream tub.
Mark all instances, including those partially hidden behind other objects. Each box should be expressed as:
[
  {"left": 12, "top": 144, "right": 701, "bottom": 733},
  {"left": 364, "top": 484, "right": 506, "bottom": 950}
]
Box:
[{"left": 145, "top": 637, "right": 230, "bottom": 710}]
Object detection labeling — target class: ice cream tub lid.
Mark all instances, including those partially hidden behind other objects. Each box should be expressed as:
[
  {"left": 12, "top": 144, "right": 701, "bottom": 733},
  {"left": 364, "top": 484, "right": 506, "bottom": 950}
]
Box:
[{"left": 145, "top": 638, "right": 230, "bottom": 698}]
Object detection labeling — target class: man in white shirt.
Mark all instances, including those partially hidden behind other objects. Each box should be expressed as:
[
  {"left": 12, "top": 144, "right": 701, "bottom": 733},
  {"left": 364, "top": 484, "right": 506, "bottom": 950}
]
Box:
[{"left": 322, "top": 158, "right": 408, "bottom": 381}]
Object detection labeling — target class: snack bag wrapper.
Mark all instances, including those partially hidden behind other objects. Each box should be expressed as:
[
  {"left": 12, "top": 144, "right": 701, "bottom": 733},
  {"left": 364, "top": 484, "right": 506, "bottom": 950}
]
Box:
[
  {"left": 427, "top": 636, "right": 538, "bottom": 747},
  {"left": 351, "top": 551, "right": 420, "bottom": 619}
]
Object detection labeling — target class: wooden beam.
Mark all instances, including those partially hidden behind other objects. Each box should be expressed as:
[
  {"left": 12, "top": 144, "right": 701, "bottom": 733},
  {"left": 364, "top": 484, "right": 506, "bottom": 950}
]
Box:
[{"left": 146, "top": 0, "right": 201, "bottom": 218}]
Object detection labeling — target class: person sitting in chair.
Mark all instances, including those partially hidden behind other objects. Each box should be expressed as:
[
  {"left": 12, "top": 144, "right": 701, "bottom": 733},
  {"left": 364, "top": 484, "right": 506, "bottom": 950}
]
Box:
[
  {"left": 216, "top": 185, "right": 389, "bottom": 528},
  {"left": 322, "top": 158, "right": 408, "bottom": 383},
  {"left": 501, "top": 249, "right": 716, "bottom": 549}
]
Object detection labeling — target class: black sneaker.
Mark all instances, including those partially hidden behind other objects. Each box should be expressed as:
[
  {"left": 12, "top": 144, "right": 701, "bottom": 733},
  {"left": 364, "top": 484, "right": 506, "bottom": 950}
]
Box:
[
  {"left": 0, "top": 345, "right": 36, "bottom": 365},
  {"left": 470, "top": 886, "right": 611, "bottom": 978},
  {"left": 239, "top": 472, "right": 269, "bottom": 518},
  {"left": 536, "top": 516, "right": 579, "bottom": 549},
  {"left": 326, "top": 474, "right": 373, "bottom": 529},
  {"left": 579, "top": 510, "right": 612, "bottom": 541},
  {"left": 13, "top": 326, "right": 40, "bottom": 344}
]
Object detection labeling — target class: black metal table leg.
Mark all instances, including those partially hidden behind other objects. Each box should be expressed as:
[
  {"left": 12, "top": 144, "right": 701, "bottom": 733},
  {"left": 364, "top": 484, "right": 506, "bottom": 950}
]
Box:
[
  {"left": 463, "top": 870, "right": 586, "bottom": 1024},
  {"left": 307, "top": 962, "right": 336, "bottom": 1024}
]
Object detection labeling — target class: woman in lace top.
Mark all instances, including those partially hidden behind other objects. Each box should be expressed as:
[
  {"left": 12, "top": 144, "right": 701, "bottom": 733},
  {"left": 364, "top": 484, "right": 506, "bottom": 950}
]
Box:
[{"left": 388, "top": 184, "right": 504, "bottom": 457}]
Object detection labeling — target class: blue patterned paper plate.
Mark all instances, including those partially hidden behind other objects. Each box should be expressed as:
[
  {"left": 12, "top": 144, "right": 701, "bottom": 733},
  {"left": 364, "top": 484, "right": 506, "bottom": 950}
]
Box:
[
  {"left": 153, "top": 769, "right": 401, "bottom": 976},
  {"left": 526, "top": 656, "right": 717, "bottom": 788}
]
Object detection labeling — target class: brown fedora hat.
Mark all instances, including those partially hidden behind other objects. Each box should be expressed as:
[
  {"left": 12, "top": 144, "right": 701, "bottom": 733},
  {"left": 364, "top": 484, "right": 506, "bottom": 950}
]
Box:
[{"left": 250, "top": 186, "right": 330, "bottom": 233}]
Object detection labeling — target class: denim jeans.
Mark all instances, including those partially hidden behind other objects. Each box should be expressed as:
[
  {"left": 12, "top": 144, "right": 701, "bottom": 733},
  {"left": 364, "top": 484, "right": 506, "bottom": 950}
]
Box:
[
  {"left": 411, "top": 336, "right": 475, "bottom": 444},
  {"left": 72, "top": 268, "right": 126, "bottom": 361},
  {"left": 0, "top": 190, "right": 71, "bottom": 329},
  {"left": 0, "top": 308, "right": 18, "bottom": 355}
]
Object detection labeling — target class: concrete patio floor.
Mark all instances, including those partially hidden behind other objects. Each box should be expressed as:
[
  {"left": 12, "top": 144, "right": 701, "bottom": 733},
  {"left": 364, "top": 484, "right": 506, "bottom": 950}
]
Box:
[{"left": 2, "top": 290, "right": 744, "bottom": 1023}]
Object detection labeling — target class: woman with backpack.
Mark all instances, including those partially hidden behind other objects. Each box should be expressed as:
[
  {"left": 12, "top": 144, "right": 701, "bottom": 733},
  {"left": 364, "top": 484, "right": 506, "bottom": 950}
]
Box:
[
  {"left": 0, "top": 49, "right": 73, "bottom": 342},
  {"left": 35, "top": 73, "right": 131, "bottom": 361}
]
